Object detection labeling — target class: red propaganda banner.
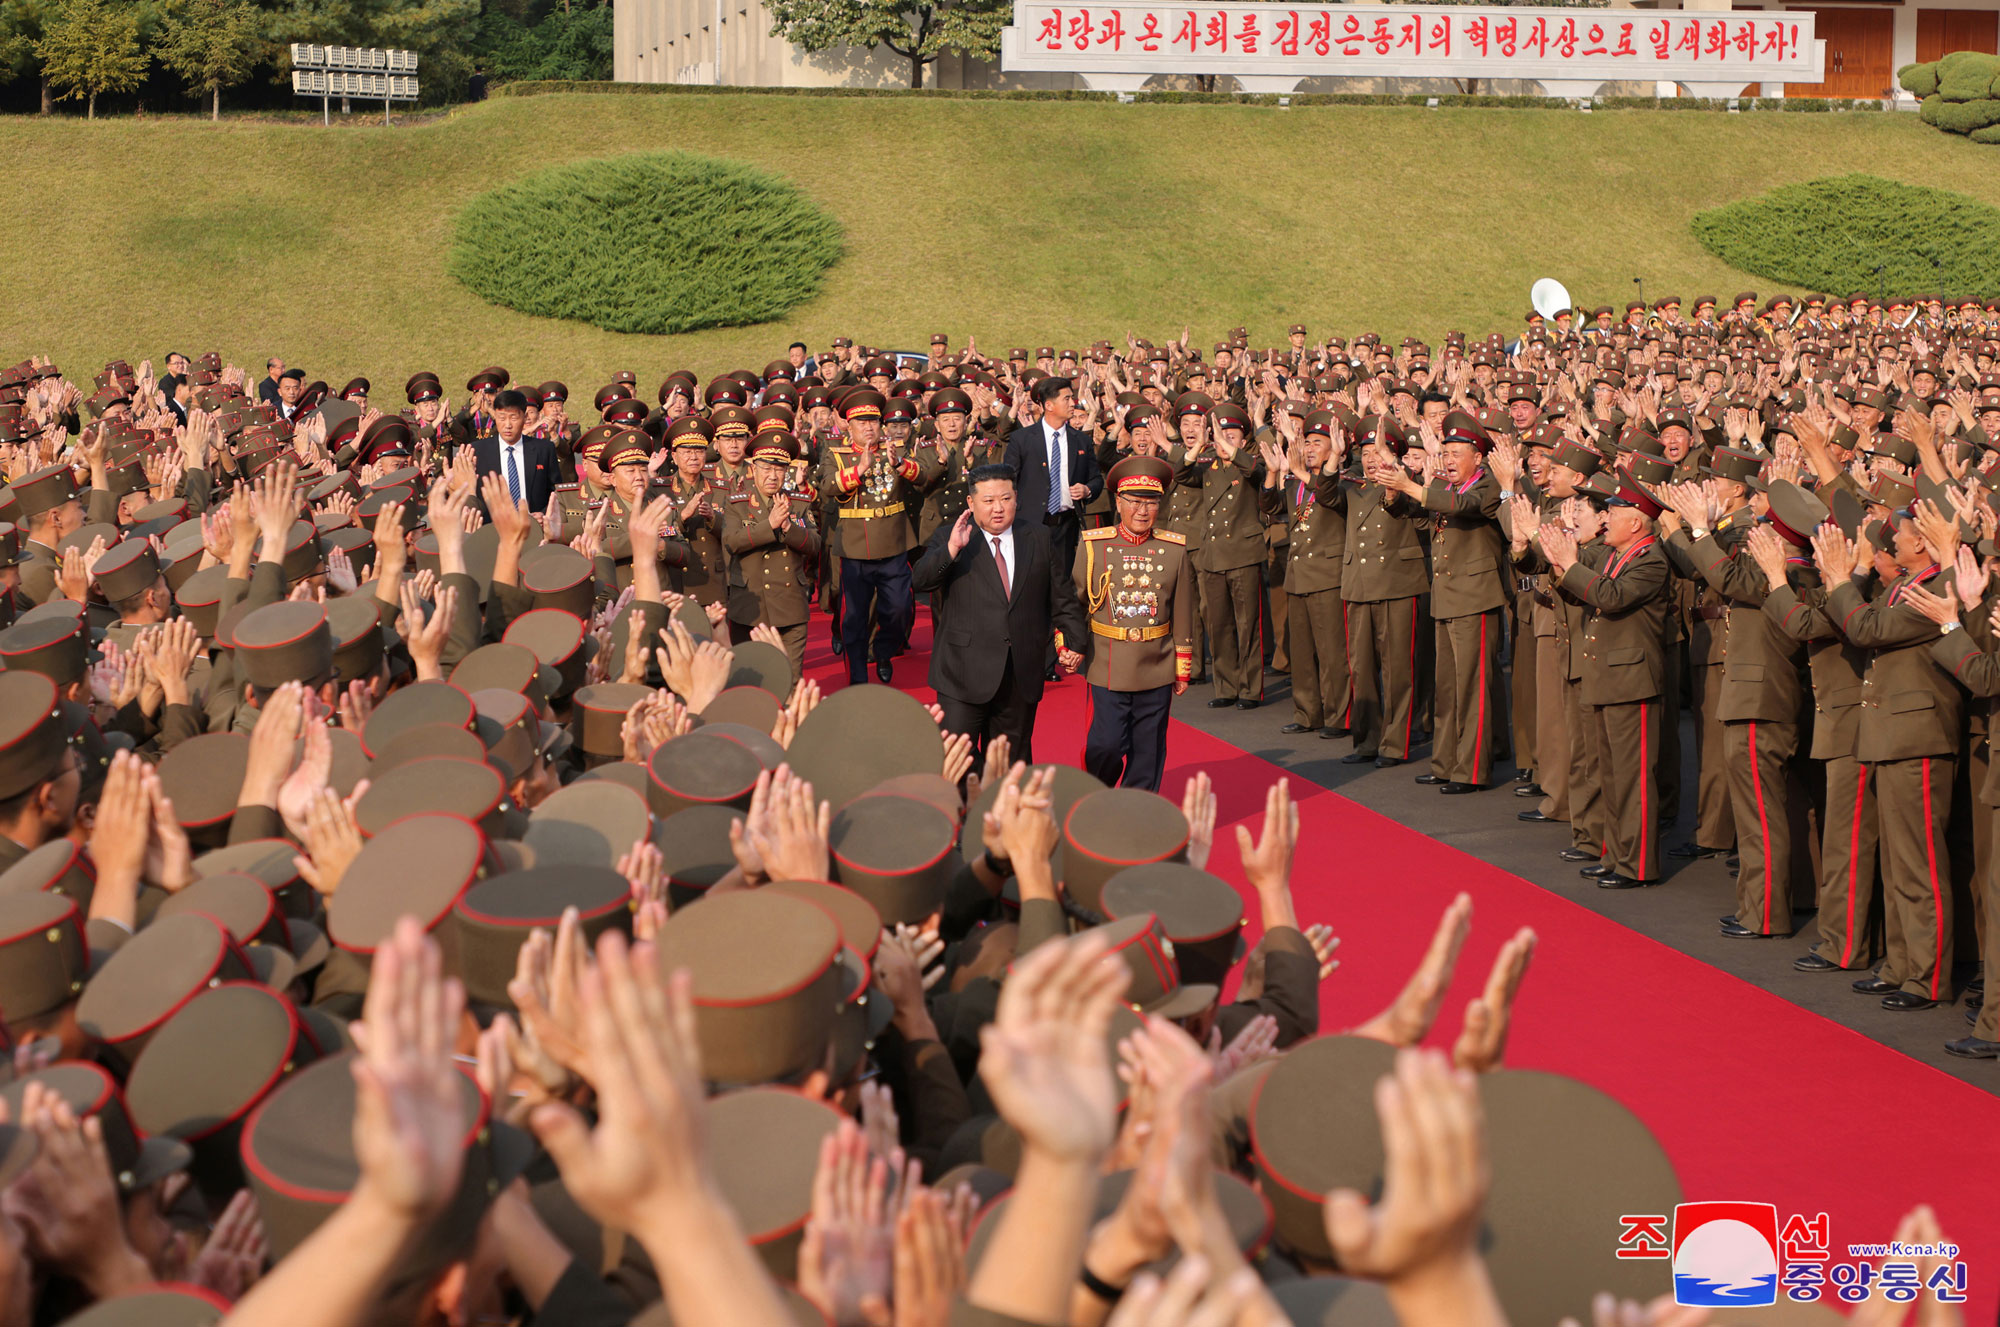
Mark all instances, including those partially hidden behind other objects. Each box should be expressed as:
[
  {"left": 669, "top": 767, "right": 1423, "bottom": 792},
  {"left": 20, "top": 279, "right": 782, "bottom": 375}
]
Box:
[{"left": 999, "top": 3, "right": 1822, "bottom": 84}]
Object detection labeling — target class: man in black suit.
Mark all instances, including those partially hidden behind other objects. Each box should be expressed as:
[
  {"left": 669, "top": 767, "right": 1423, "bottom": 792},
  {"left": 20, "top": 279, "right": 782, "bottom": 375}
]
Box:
[
  {"left": 1002, "top": 376, "right": 1100, "bottom": 675},
  {"left": 257, "top": 357, "right": 284, "bottom": 406},
  {"left": 912, "top": 463, "right": 1086, "bottom": 765},
  {"left": 472, "top": 389, "right": 558, "bottom": 514}
]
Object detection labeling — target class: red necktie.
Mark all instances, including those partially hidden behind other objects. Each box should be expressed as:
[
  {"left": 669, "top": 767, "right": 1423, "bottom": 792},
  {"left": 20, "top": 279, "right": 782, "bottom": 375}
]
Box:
[{"left": 993, "top": 537, "right": 1009, "bottom": 597}]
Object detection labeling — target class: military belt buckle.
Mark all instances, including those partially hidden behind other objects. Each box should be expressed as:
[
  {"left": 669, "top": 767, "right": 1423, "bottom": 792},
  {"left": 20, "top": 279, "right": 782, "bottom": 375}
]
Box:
[{"left": 1125, "top": 627, "right": 1143, "bottom": 641}]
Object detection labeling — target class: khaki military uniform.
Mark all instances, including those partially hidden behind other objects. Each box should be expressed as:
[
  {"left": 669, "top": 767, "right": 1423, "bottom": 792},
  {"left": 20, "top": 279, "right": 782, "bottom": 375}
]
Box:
[
  {"left": 1560, "top": 535, "right": 1672, "bottom": 882},
  {"left": 1829, "top": 566, "right": 1961, "bottom": 1002},
  {"left": 722, "top": 490, "right": 822, "bottom": 678},
  {"left": 1766, "top": 575, "right": 1881, "bottom": 968},
  {"left": 817, "top": 441, "right": 945, "bottom": 675},
  {"left": 1674, "top": 528, "right": 1814, "bottom": 935},
  {"left": 1163, "top": 441, "right": 1210, "bottom": 681},
  {"left": 1420, "top": 468, "right": 1508, "bottom": 786},
  {"left": 1074, "top": 525, "right": 1197, "bottom": 792},
  {"left": 598, "top": 491, "right": 690, "bottom": 594},
  {"left": 1931, "top": 611, "right": 2000, "bottom": 1038},
  {"left": 1340, "top": 478, "right": 1429, "bottom": 761},
  {"left": 17, "top": 542, "right": 58, "bottom": 608},
  {"left": 667, "top": 476, "right": 728, "bottom": 609},
  {"left": 1261, "top": 468, "right": 1347, "bottom": 731},
  {"left": 1179, "top": 447, "right": 1267, "bottom": 704},
  {"left": 1663, "top": 515, "right": 1741, "bottom": 855}
]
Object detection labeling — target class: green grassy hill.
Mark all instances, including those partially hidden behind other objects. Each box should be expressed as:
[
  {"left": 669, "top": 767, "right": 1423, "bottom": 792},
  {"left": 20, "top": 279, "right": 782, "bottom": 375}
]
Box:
[{"left": 4, "top": 95, "right": 1990, "bottom": 389}]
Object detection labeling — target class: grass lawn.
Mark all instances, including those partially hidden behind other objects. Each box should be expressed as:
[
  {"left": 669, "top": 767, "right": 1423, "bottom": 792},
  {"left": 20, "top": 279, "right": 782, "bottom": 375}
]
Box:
[{"left": 5, "top": 95, "right": 1992, "bottom": 391}]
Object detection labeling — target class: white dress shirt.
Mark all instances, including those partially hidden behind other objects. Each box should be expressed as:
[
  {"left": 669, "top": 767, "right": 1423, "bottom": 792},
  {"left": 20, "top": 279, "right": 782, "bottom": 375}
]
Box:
[
  {"left": 1043, "top": 420, "right": 1069, "bottom": 512},
  {"left": 987, "top": 524, "right": 1017, "bottom": 597}
]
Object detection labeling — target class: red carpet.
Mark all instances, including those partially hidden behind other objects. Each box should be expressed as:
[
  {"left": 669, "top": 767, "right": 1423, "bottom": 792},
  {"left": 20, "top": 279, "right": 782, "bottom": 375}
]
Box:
[{"left": 802, "top": 608, "right": 2000, "bottom": 1315}]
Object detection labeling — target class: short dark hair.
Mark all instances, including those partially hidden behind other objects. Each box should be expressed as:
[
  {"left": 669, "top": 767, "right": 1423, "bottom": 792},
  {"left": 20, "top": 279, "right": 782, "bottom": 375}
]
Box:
[
  {"left": 789, "top": 342, "right": 808, "bottom": 353},
  {"left": 1032, "top": 377, "right": 1073, "bottom": 406},
  {"left": 279, "top": 368, "right": 304, "bottom": 382},
  {"left": 967, "top": 463, "right": 1017, "bottom": 490},
  {"left": 493, "top": 389, "right": 528, "bottom": 413}
]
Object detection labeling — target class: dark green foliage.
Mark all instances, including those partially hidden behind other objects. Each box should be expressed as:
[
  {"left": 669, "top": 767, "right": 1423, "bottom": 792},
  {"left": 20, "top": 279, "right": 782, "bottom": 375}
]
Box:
[
  {"left": 1921, "top": 93, "right": 1944, "bottom": 124},
  {"left": 1931, "top": 97, "right": 2000, "bottom": 133},
  {"left": 448, "top": 151, "right": 842, "bottom": 335},
  {"left": 1935, "top": 49, "right": 2000, "bottom": 100},
  {"left": 472, "top": 4, "right": 612, "bottom": 83},
  {"left": 1975, "top": 123, "right": 2000, "bottom": 144},
  {"left": 1690, "top": 173, "right": 2000, "bottom": 297},
  {"left": 1900, "top": 61, "right": 1939, "bottom": 97}
]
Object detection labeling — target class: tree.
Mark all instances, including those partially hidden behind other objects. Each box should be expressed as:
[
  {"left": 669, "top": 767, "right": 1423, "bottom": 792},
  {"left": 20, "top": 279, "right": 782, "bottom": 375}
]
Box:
[
  {"left": 765, "top": 0, "right": 1008, "bottom": 89},
  {"left": 160, "top": 0, "right": 261, "bottom": 118},
  {"left": 36, "top": 0, "right": 146, "bottom": 117}
]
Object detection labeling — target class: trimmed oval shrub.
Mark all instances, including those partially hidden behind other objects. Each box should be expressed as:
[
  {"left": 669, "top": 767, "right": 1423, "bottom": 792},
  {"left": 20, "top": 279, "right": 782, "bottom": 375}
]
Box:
[{"left": 448, "top": 151, "right": 843, "bottom": 336}]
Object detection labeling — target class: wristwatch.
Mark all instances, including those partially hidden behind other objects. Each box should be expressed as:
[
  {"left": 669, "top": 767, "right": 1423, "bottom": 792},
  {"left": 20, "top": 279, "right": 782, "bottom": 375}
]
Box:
[{"left": 1942, "top": 620, "right": 1962, "bottom": 636}]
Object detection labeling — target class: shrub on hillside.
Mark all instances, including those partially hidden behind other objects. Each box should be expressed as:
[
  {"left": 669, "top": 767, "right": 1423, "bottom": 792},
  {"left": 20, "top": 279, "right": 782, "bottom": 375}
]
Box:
[
  {"left": 1936, "top": 49, "right": 2000, "bottom": 100},
  {"left": 1899, "top": 61, "right": 1939, "bottom": 97},
  {"left": 1932, "top": 97, "right": 2000, "bottom": 133},
  {"left": 448, "top": 152, "right": 842, "bottom": 335},
  {"left": 1690, "top": 174, "right": 2000, "bottom": 296}
]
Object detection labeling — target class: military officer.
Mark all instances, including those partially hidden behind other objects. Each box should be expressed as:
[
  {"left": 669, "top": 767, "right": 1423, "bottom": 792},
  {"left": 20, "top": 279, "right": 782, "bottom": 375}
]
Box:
[
  {"left": 1180, "top": 402, "right": 1268, "bottom": 710},
  {"left": 1074, "top": 455, "right": 1196, "bottom": 792},
  {"left": 1342, "top": 416, "right": 1431, "bottom": 767},
  {"left": 663, "top": 416, "right": 727, "bottom": 610},
  {"left": 705, "top": 405, "right": 755, "bottom": 494},
  {"left": 817, "top": 389, "right": 944, "bottom": 685},
  {"left": 11, "top": 465, "right": 82, "bottom": 608},
  {"left": 1537, "top": 478, "right": 1672, "bottom": 890},
  {"left": 1259, "top": 408, "right": 1348, "bottom": 738},
  {"left": 724, "top": 433, "right": 821, "bottom": 676},
  {"left": 597, "top": 433, "right": 688, "bottom": 593}
]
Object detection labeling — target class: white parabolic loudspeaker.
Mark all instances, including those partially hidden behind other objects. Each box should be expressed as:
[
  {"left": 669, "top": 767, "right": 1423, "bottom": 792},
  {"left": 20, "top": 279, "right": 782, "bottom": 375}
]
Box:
[{"left": 1531, "top": 278, "right": 1572, "bottom": 322}]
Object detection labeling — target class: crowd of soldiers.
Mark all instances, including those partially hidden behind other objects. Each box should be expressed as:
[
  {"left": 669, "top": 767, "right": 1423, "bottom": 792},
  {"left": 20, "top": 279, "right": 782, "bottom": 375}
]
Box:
[{"left": 0, "top": 285, "right": 1984, "bottom": 1326}]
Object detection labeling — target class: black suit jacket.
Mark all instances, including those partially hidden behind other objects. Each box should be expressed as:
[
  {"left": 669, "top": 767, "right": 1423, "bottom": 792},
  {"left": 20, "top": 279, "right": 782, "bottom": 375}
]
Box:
[
  {"left": 1003, "top": 423, "right": 1102, "bottom": 522},
  {"left": 473, "top": 434, "right": 559, "bottom": 513},
  {"left": 912, "top": 520, "right": 1085, "bottom": 705}
]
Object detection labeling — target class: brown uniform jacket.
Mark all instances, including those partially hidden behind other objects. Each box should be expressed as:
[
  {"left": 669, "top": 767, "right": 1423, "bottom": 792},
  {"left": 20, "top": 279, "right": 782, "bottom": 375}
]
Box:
[
  {"left": 17, "top": 543, "right": 58, "bottom": 608},
  {"left": 1764, "top": 573, "right": 1870, "bottom": 760},
  {"left": 722, "top": 490, "right": 821, "bottom": 628},
  {"left": 1672, "top": 528, "right": 1807, "bottom": 723},
  {"left": 1177, "top": 447, "right": 1266, "bottom": 574},
  {"left": 1559, "top": 536, "right": 1672, "bottom": 706},
  {"left": 666, "top": 475, "right": 728, "bottom": 607},
  {"left": 1828, "top": 566, "right": 1963, "bottom": 763},
  {"left": 1340, "top": 479, "right": 1429, "bottom": 603},
  {"left": 818, "top": 443, "right": 945, "bottom": 560},
  {"left": 1260, "top": 469, "right": 1344, "bottom": 595},
  {"left": 1162, "top": 443, "right": 1206, "bottom": 550},
  {"left": 1930, "top": 601, "right": 2000, "bottom": 803},
  {"left": 1073, "top": 526, "right": 1196, "bottom": 691},
  {"left": 1419, "top": 468, "right": 1506, "bottom": 618}
]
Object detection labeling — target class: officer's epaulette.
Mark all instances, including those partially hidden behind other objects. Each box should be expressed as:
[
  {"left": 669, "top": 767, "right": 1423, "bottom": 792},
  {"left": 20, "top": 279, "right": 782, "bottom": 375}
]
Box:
[
  {"left": 1154, "top": 530, "right": 1187, "bottom": 545},
  {"left": 728, "top": 492, "right": 751, "bottom": 502},
  {"left": 1082, "top": 527, "right": 1116, "bottom": 541}
]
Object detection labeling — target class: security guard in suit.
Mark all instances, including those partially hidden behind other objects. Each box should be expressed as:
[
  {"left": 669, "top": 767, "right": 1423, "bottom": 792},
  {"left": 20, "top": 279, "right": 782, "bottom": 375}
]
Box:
[
  {"left": 1539, "top": 478, "right": 1673, "bottom": 889},
  {"left": 1825, "top": 512, "right": 1960, "bottom": 1011},
  {"left": 1341, "top": 416, "right": 1431, "bottom": 768},
  {"left": 1260, "top": 409, "right": 1348, "bottom": 737},
  {"left": 1074, "top": 455, "right": 1197, "bottom": 793},
  {"left": 724, "top": 433, "right": 822, "bottom": 677},
  {"left": 1180, "top": 402, "right": 1268, "bottom": 709}
]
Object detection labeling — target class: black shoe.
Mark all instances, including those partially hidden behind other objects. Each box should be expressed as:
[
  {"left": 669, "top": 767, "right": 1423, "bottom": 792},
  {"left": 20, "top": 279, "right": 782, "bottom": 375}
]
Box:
[
  {"left": 875, "top": 661, "right": 893, "bottom": 683},
  {"left": 1882, "top": 991, "right": 1941, "bottom": 1011},
  {"left": 1374, "top": 756, "right": 1404, "bottom": 768},
  {"left": 1045, "top": 665, "right": 1060, "bottom": 682},
  {"left": 1236, "top": 699, "right": 1259, "bottom": 710},
  {"left": 1439, "top": 782, "right": 1478, "bottom": 795},
  {"left": 1718, "top": 915, "right": 1739, "bottom": 927},
  {"left": 1579, "top": 864, "right": 1616, "bottom": 878},
  {"left": 1793, "top": 953, "right": 1841, "bottom": 972},
  {"left": 1668, "top": 842, "right": 1728, "bottom": 860},
  {"left": 1341, "top": 751, "right": 1377, "bottom": 764},
  {"left": 1945, "top": 1035, "right": 2000, "bottom": 1059},
  {"left": 1319, "top": 727, "right": 1343, "bottom": 740},
  {"left": 1513, "top": 783, "right": 1545, "bottom": 798},
  {"left": 1513, "top": 769, "right": 1535, "bottom": 784},
  {"left": 1598, "top": 873, "right": 1653, "bottom": 889},
  {"left": 1207, "top": 698, "right": 1234, "bottom": 709},
  {"left": 1414, "top": 774, "right": 1447, "bottom": 786},
  {"left": 1719, "top": 920, "right": 1776, "bottom": 939},
  {"left": 1725, "top": 856, "right": 1741, "bottom": 873},
  {"left": 1280, "top": 723, "right": 1316, "bottom": 734},
  {"left": 1852, "top": 975, "right": 1898, "bottom": 995},
  {"left": 831, "top": 638, "right": 845, "bottom": 656},
  {"left": 1518, "top": 809, "right": 1558, "bottom": 824},
  {"left": 1557, "top": 848, "right": 1600, "bottom": 863}
]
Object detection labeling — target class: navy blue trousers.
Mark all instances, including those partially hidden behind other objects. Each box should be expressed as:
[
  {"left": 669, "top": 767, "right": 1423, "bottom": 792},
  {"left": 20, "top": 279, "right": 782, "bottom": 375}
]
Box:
[
  {"left": 840, "top": 554, "right": 912, "bottom": 673},
  {"left": 1083, "top": 683, "right": 1172, "bottom": 792}
]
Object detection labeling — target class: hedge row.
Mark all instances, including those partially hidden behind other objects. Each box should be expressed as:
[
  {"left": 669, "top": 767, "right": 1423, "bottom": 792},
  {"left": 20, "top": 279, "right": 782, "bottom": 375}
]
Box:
[
  {"left": 1690, "top": 174, "right": 2000, "bottom": 297},
  {"left": 448, "top": 152, "right": 843, "bottom": 336},
  {"left": 490, "top": 80, "right": 1884, "bottom": 111},
  {"left": 1900, "top": 51, "right": 2000, "bottom": 141}
]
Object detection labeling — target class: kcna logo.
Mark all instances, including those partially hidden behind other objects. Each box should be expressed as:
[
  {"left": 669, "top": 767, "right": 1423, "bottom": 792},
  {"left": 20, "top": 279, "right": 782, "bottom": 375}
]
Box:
[{"left": 1672, "top": 1202, "right": 1780, "bottom": 1307}]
